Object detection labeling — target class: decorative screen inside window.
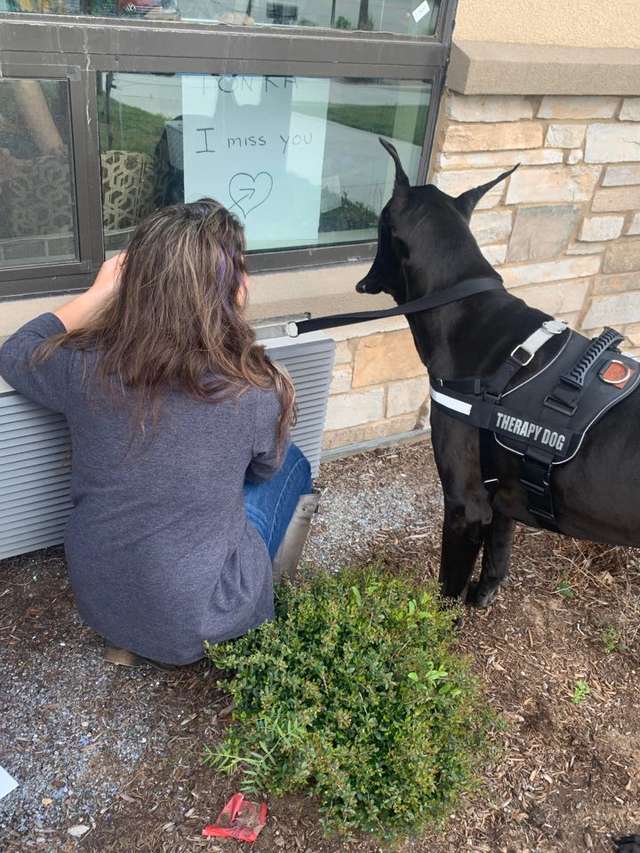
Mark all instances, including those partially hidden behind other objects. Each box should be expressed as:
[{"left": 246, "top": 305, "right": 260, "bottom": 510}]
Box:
[
  {"left": 8, "top": 0, "right": 440, "bottom": 38},
  {"left": 98, "top": 72, "right": 431, "bottom": 253},
  {"left": 0, "top": 79, "right": 77, "bottom": 270}
]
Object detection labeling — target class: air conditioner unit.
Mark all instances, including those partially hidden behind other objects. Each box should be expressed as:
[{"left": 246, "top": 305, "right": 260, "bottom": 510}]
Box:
[{"left": 0, "top": 329, "right": 335, "bottom": 561}]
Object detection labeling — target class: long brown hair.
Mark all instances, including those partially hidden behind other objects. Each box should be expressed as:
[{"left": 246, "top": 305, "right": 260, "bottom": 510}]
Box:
[{"left": 38, "top": 199, "right": 296, "bottom": 449}]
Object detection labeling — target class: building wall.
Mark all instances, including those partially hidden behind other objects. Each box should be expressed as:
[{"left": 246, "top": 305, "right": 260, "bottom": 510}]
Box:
[
  {"left": 453, "top": 0, "right": 640, "bottom": 50},
  {"left": 321, "top": 91, "right": 640, "bottom": 450}
]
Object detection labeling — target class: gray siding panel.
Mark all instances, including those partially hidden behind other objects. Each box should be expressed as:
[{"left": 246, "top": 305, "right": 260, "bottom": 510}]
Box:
[{"left": 0, "top": 333, "right": 334, "bottom": 560}]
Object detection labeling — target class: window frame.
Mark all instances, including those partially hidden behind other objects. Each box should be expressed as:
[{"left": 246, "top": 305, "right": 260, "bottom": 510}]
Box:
[{"left": 0, "top": 3, "right": 457, "bottom": 300}]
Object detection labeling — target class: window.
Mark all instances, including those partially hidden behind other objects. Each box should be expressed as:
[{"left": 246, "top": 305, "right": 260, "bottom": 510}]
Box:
[
  {"left": 0, "top": 78, "right": 77, "bottom": 270},
  {"left": 7, "top": 0, "right": 441, "bottom": 37},
  {"left": 0, "top": 3, "right": 455, "bottom": 297},
  {"left": 98, "top": 72, "right": 431, "bottom": 253}
]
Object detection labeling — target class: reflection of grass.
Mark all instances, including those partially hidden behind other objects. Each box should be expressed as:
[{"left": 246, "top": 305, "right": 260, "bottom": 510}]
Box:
[
  {"left": 97, "top": 94, "right": 166, "bottom": 157},
  {"left": 297, "top": 102, "right": 429, "bottom": 147},
  {"left": 97, "top": 92, "right": 429, "bottom": 158}
]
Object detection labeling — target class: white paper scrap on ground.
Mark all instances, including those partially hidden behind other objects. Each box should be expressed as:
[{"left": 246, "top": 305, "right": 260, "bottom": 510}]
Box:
[
  {"left": 411, "top": 0, "right": 430, "bottom": 22},
  {"left": 0, "top": 765, "right": 18, "bottom": 800}
]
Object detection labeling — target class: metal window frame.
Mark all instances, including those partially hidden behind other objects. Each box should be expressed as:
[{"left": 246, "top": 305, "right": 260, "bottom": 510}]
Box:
[{"left": 0, "top": 1, "right": 456, "bottom": 300}]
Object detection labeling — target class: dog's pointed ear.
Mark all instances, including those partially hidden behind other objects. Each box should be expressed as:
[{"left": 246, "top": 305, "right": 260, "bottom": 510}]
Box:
[
  {"left": 455, "top": 163, "right": 519, "bottom": 220},
  {"left": 380, "top": 137, "right": 409, "bottom": 204}
]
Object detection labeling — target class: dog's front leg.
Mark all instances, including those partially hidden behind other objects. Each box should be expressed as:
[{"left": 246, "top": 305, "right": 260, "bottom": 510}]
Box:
[
  {"left": 439, "top": 502, "right": 484, "bottom": 599},
  {"left": 467, "top": 510, "right": 515, "bottom": 607}
]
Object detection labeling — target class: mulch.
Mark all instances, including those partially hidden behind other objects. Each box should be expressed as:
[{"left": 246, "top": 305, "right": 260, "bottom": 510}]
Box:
[{"left": 1, "top": 440, "right": 639, "bottom": 852}]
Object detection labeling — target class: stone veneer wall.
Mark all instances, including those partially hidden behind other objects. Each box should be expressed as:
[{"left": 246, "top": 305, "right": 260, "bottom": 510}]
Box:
[{"left": 322, "top": 92, "right": 640, "bottom": 451}]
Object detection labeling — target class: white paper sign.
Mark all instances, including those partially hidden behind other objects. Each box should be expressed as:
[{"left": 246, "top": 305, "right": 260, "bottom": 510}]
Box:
[
  {"left": 0, "top": 765, "right": 18, "bottom": 800},
  {"left": 181, "top": 74, "right": 330, "bottom": 249},
  {"left": 411, "top": 0, "right": 430, "bottom": 22}
]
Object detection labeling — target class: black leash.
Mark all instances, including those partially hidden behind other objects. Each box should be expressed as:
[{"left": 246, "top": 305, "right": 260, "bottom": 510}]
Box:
[{"left": 286, "top": 276, "right": 505, "bottom": 336}]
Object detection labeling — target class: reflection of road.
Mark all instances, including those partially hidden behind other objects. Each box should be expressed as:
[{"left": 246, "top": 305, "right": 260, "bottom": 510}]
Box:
[
  {"left": 109, "top": 74, "right": 181, "bottom": 118},
  {"left": 322, "top": 118, "right": 421, "bottom": 212},
  {"left": 108, "top": 74, "right": 427, "bottom": 119}
]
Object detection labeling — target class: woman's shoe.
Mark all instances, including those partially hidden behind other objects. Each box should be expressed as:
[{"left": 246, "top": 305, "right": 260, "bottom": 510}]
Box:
[
  {"left": 272, "top": 491, "right": 320, "bottom": 584},
  {"left": 102, "top": 643, "right": 179, "bottom": 671}
]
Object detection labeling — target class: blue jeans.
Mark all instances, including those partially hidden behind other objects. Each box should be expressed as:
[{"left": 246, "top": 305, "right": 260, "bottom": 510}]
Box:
[{"left": 244, "top": 444, "right": 313, "bottom": 559}]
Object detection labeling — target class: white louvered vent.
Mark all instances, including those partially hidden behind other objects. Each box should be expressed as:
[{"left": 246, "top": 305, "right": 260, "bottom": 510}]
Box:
[{"left": 0, "top": 332, "right": 335, "bottom": 560}]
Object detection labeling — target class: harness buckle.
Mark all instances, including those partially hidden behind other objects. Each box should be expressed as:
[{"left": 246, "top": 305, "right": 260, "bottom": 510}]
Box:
[
  {"left": 510, "top": 344, "right": 535, "bottom": 367},
  {"left": 543, "top": 394, "right": 578, "bottom": 417}
]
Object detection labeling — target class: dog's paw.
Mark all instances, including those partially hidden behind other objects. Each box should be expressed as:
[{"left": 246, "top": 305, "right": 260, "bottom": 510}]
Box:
[
  {"left": 466, "top": 581, "right": 499, "bottom": 609},
  {"left": 614, "top": 835, "right": 640, "bottom": 853}
]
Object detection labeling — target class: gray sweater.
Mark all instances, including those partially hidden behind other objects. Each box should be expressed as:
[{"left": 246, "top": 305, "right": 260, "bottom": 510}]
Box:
[{"left": 0, "top": 314, "right": 283, "bottom": 664}]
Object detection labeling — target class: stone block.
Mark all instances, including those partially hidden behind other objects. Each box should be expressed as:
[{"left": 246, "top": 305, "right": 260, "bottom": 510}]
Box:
[
  {"left": 507, "top": 204, "right": 581, "bottom": 262},
  {"left": 603, "top": 239, "right": 640, "bottom": 274},
  {"left": 627, "top": 213, "right": 640, "bottom": 235},
  {"left": 585, "top": 123, "right": 640, "bottom": 163},
  {"left": 515, "top": 279, "right": 591, "bottom": 317},
  {"left": 545, "top": 124, "right": 586, "bottom": 148},
  {"left": 470, "top": 209, "right": 513, "bottom": 245},
  {"left": 352, "top": 330, "right": 425, "bottom": 388},
  {"left": 583, "top": 292, "right": 640, "bottom": 329},
  {"left": 481, "top": 244, "right": 507, "bottom": 266},
  {"left": 566, "top": 242, "right": 607, "bottom": 255},
  {"left": 438, "top": 149, "right": 563, "bottom": 169},
  {"left": 592, "top": 186, "right": 640, "bottom": 212},
  {"left": 557, "top": 312, "right": 580, "bottom": 329},
  {"left": 602, "top": 164, "right": 640, "bottom": 186},
  {"left": 324, "top": 387, "right": 385, "bottom": 431},
  {"left": 538, "top": 96, "right": 619, "bottom": 120},
  {"left": 330, "top": 364, "right": 353, "bottom": 395},
  {"left": 433, "top": 168, "right": 509, "bottom": 208},
  {"left": 505, "top": 165, "right": 600, "bottom": 204},
  {"left": 322, "top": 414, "right": 421, "bottom": 451},
  {"left": 442, "top": 122, "right": 544, "bottom": 152},
  {"left": 579, "top": 216, "right": 625, "bottom": 242},
  {"left": 567, "top": 149, "right": 583, "bottom": 165},
  {"left": 593, "top": 272, "right": 639, "bottom": 295},
  {"left": 333, "top": 340, "right": 353, "bottom": 364},
  {"left": 446, "top": 93, "right": 534, "bottom": 123},
  {"left": 386, "top": 376, "right": 428, "bottom": 418},
  {"left": 502, "top": 255, "right": 601, "bottom": 288},
  {"left": 623, "top": 322, "right": 640, "bottom": 346},
  {"left": 620, "top": 98, "right": 640, "bottom": 121}
]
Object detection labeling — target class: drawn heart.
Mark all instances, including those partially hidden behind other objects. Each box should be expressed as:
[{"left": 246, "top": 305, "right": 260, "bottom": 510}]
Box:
[{"left": 228, "top": 171, "right": 274, "bottom": 218}]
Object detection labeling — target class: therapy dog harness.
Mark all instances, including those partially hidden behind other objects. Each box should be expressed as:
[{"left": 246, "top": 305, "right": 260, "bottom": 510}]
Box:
[
  {"left": 287, "top": 275, "right": 640, "bottom": 529},
  {"left": 430, "top": 321, "right": 640, "bottom": 528}
]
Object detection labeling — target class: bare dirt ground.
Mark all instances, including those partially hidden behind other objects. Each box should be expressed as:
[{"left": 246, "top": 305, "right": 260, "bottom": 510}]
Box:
[{"left": 1, "top": 439, "right": 639, "bottom": 852}]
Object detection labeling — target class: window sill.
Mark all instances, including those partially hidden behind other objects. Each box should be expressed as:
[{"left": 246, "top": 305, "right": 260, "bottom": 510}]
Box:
[{"left": 448, "top": 40, "right": 640, "bottom": 96}]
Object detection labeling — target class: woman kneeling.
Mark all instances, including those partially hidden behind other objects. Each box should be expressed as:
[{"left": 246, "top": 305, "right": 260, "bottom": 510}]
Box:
[{"left": 0, "top": 200, "right": 315, "bottom": 667}]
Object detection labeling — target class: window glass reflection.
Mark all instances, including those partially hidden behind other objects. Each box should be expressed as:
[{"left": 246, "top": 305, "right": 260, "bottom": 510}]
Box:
[
  {"left": 6, "top": 0, "right": 441, "bottom": 38},
  {"left": 0, "top": 79, "right": 77, "bottom": 269},
  {"left": 98, "top": 72, "right": 431, "bottom": 253}
]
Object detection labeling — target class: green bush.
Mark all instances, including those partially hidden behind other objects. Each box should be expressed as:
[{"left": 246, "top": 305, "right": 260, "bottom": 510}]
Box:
[{"left": 204, "top": 567, "right": 493, "bottom": 836}]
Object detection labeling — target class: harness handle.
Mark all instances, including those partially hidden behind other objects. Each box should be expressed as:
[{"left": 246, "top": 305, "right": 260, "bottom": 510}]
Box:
[{"left": 286, "top": 276, "right": 504, "bottom": 337}]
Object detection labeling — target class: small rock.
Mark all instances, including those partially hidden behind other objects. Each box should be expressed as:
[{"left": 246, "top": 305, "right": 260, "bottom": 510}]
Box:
[
  {"left": 67, "top": 824, "right": 90, "bottom": 838},
  {"left": 41, "top": 798, "right": 53, "bottom": 807}
]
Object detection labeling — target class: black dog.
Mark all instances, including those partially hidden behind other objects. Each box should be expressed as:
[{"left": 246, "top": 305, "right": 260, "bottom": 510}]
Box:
[
  {"left": 356, "top": 140, "right": 640, "bottom": 606},
  {"left": 616, "top": 838, "right": 640, "bottom": 853}
]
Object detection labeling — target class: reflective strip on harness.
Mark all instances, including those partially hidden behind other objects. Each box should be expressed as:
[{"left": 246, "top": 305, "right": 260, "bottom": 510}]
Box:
[{"left": 430, "top": 388, "right": 472, "bottom": 416}]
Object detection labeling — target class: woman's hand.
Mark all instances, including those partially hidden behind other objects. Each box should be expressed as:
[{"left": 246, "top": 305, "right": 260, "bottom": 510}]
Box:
[
  {"left": 89, "top": 252, "right": 126, "bottom": 298},
  {"left": 54, "top": 252, "right": 126, "bottom": 332}
]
